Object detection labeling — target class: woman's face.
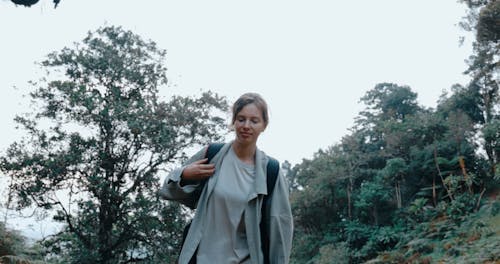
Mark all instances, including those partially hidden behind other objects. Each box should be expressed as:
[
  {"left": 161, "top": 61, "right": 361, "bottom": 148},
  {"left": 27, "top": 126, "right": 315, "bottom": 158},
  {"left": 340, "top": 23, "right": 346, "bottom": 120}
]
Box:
[{"left": 233, "top": 103, "right": 266, "bottom": 146}]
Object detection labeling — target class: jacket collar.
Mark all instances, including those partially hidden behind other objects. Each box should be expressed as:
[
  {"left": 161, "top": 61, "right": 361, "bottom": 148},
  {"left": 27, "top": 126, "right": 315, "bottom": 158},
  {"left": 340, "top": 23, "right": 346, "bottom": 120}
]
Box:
[{"left": 211, "top": 141, "right": 269, "bottom": 196}]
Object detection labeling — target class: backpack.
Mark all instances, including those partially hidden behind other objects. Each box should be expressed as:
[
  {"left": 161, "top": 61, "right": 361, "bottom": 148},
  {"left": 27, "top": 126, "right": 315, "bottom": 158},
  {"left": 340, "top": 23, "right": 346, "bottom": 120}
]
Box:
[{"left": 180, "top": 143, "right": 279, "bottom": 264}]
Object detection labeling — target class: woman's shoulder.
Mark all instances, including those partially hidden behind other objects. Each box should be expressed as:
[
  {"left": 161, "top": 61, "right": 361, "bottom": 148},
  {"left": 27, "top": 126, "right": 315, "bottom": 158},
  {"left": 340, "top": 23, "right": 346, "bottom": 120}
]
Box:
[{"left": 256, "top": 147, "right": 279, "bottom": 163}]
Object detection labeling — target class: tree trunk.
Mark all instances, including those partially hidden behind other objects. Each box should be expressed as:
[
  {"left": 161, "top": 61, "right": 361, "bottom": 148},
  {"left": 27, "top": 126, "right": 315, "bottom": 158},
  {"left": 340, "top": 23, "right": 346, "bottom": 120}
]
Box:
[
  {"left": 395, "top": 181, "right": 402, "bottom": 209},
  {"left": 347, "top": 176, "right": 353, "bottom": 219},
  {"left": 372, "top": 204, "right": 379, "bottom": 226}
]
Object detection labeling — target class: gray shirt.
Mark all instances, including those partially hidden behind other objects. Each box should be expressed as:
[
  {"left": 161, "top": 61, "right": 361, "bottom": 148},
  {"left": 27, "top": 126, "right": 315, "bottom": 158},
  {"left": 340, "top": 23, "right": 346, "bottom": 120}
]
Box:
[{"left": 197, "top": 146, "right": 254, "bottom": 263}]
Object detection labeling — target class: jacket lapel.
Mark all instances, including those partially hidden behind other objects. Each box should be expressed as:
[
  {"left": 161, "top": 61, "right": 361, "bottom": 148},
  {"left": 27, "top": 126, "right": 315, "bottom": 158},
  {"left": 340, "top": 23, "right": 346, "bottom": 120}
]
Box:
[{"left": 254, "top": 147, "right": 268, "bottom": 196}]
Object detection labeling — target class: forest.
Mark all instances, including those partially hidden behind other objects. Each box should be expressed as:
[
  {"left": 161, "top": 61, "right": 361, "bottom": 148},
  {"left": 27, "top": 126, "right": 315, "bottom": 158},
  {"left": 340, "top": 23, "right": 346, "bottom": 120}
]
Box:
[{"left": 1, "top": 0, "right": 498, "bottom": 263}]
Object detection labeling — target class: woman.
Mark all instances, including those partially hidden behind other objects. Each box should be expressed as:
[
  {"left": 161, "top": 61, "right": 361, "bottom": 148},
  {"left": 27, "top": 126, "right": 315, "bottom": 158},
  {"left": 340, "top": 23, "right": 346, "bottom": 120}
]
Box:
[{"left": 160, "top": 93, "right": 293, "bottom": 264}]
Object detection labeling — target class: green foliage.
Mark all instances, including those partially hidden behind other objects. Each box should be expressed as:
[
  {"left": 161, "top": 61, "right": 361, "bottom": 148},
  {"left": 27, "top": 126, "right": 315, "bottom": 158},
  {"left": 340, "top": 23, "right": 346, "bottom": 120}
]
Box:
[
  {"left": 354, "top": 180, "right": 391, "bottom": 225},
  {"left": 476, "top": 0, "right": 500, "bottom": 43},
  {"left": 291, "top": 148, "right": 347, "bottom": 233},
  {"left": 358, "top": 82, "right": 420, "bottom": 123},
  {"left": 290, "top": 232, "right": 324, "bottom": 264},
  {"left": 459, "top": 0, "right": 499, "bottom": 178},
  {"left": 384, "top": 196, "right": 500, "bottom": 263},
  {"left": 290, "top": 80, "right": 497, "bottom": 263},
  {"left": 315, "top": 243, "right": 349, "bottom": 264},
  {"left": 437, "top": 84, "right": 485, "bottom": 124},
  {"left": 0, "top": 222, "right": 51, "bottom": 263},
  {"left": 1, "top": 26, "right": 228, "bottom": 263},
  {"left": 290, "top": 3, "right": 498, "bottom": 261},
  {"left": 482, "top": 118, "right": 500, "bottom": 175}
]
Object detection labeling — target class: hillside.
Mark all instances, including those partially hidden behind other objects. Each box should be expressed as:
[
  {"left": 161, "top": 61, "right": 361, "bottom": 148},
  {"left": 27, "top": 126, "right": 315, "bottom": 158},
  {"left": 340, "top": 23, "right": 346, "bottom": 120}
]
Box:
[{"left": 367, "top": 195, "right": 500, "bottom": 264}]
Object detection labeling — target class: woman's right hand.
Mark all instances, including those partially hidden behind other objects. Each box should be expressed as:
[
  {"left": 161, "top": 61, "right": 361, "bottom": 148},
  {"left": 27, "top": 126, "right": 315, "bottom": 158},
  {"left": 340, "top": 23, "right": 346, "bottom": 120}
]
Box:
[{"left": 181, "top": 158, "right": 216, "bottom": 182}]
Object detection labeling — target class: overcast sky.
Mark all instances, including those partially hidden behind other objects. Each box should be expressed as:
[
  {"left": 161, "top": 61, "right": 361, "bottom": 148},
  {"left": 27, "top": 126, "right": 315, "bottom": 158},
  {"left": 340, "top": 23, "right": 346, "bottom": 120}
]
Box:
[{"left": 1, "top": 0, "right": 473, "bottom": 239}]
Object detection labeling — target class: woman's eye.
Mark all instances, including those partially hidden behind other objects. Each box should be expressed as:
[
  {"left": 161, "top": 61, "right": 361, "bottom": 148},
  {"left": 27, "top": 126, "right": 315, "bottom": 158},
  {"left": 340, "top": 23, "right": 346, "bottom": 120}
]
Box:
[{"left": 236, "top": 117, "right": 260, "bottom": 125}]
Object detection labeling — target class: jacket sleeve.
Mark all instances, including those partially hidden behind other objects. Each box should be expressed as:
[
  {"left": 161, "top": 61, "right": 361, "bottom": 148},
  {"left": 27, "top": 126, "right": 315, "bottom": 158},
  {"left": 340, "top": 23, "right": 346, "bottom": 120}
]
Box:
[
  {"left": 268, "top": 168, "right": 294, "bottom": 264},
  {"left": 158, "top": 146, "right": 207, "bottom": 209}
]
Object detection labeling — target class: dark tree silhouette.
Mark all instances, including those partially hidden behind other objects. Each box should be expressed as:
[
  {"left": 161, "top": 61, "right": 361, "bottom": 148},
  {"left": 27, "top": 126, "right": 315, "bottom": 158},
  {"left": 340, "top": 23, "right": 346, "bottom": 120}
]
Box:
[
  {"left": 11, "top": 0, "right": 39, "bottom": 7},
  {"left": 11, "top": 0, "right": 60, "bottom": 8}
]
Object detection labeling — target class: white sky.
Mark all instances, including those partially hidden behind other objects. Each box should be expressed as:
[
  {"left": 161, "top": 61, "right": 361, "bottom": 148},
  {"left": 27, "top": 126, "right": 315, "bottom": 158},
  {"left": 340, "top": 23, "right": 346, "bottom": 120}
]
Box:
[{"left": 1, "top": 0, "right": 473, "bottom": 239}]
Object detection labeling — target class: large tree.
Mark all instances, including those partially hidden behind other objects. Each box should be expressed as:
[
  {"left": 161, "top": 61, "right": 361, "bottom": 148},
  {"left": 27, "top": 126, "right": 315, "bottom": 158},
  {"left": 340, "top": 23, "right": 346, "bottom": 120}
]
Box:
[
  {"left": 459, "top": 0, "right": 499, "bottom": 176},
  {"left": 0, "top": 26, "right": 228, "bottom": 263}
]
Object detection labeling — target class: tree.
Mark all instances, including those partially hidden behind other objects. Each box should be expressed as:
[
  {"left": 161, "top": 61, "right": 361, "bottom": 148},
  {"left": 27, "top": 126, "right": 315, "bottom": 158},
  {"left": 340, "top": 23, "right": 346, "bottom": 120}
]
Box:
[
  {"left": 380, "top": 158, "right": 408, "bottom": 209},
  {"left": 0, "top": 26, "right": 228, "bottom": 263},
  {"left": 358, "top": 83, "right": 420, "bottom": 124},
  {"left": 355, "top": 83, "right": 423, "bottom": 167},
  {"left": 282, "top": 160, "right": 300, "bottom": 193},
  {"left": 459, "top": 0, "right": 499, "bottom": 177},
  {"left": 476, "top": 0, "right": 500, "bottom": 43}
]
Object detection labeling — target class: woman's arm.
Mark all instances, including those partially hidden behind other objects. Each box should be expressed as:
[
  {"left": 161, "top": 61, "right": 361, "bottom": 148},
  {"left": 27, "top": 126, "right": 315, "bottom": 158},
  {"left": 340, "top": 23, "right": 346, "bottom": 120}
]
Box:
[{"left": 159, "top": 146, "right": 214, "bottom": 209}]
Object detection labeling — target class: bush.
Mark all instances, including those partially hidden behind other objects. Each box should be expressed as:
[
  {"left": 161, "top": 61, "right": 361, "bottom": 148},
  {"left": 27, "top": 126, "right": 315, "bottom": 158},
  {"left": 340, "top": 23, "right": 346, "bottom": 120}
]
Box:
[{"left": 315, "top": 243, "right": 349, "bottom": 264}]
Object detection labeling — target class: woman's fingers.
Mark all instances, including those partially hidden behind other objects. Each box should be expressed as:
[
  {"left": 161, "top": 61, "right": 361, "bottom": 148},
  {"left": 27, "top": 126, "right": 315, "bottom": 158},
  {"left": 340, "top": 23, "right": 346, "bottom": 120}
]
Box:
[
  {"left": 193, "top": 158, "right": 209, "bottom": 164},
  {"left": 181, "top": 159, "right": 216, "bottom": 180},
  {"left": 196, "top": 164, "right": 215, "bottom": 176},
  {"left": 198, "top": 163, "right": 215, "bottom": 169}
]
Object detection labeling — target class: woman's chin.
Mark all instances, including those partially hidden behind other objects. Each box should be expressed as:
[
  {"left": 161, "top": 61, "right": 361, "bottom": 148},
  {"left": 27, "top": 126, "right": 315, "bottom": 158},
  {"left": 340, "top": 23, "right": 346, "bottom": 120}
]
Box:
[{"left": 235, "top": 136, "right": 255, "bottom": 145}]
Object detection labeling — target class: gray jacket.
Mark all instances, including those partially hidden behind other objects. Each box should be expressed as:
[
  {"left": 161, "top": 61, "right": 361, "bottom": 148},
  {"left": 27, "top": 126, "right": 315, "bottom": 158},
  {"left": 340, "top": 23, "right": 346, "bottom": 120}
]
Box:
[{"left": 160, "top": 142, "right": 293, "bottom": 264}]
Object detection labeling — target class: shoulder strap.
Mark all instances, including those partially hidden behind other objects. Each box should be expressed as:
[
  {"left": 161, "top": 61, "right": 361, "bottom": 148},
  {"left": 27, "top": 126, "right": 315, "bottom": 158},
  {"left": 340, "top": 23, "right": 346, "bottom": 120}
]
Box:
[
  {"left": 195, "top": 143, "right": 225, "bottom": 188},
  {"left": 261, "top": 156, "right": 280, "bottom": 264},
  {"left": 179, "top": 143, "right": 224, "bottom": 187},
  {"left": 265, "top": 157, "right": 279, "bottom": 196},
  {"left": 205, "top": 143, "right": 225, "bottom": 163}
]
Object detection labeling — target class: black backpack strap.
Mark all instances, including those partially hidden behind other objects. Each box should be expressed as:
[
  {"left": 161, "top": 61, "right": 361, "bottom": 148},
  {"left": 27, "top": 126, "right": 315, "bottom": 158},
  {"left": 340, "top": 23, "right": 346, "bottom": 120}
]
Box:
[
  {"left": 205, "top": 143, "right": 225, "bottom": 163},
  {"left": 180, "top": 143, "right": 224, "bottom": 187},
  {"left": 192, "top": 143, "right": 224, "bottom": 196},
  {"left": 260, "top": 156, "right": 280, "bottom": 264},
  {"left": 265, "top": 157, "right": 279, "bottom": 196}
]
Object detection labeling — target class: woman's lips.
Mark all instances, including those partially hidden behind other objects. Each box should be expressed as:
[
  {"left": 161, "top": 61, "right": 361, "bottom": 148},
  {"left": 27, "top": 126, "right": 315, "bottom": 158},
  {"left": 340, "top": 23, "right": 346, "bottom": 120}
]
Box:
[{"left": 240, "top": 132, "right": 252, "bottom": 138}]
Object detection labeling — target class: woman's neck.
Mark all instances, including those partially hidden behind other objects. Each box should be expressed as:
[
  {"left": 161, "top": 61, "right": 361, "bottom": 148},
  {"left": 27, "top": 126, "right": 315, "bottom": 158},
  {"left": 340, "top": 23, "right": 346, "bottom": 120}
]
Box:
[{"left": 232, "top": 141, "right": 257, "bottom": 165}]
